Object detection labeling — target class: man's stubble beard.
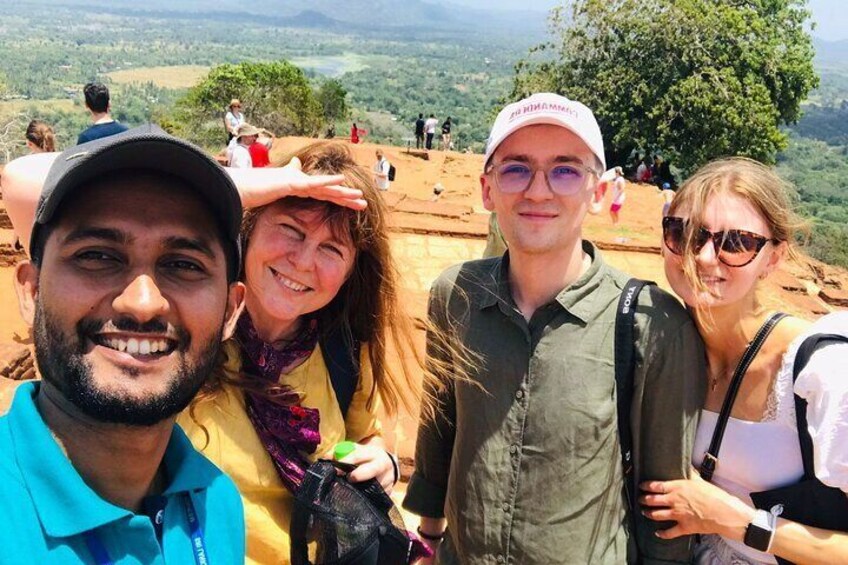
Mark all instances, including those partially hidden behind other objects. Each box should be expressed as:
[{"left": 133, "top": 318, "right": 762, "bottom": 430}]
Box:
[{"left": 32, "top": 298, "right": 223, "bottom": 427}]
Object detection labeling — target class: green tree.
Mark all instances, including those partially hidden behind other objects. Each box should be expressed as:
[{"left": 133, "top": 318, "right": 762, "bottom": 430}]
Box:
[
  {"left": 167, "top": 61, "right": 324, "bottom": 149},
  {"left": 317, "top": 79, "right": 350, "bottom": 125},
  {"left": 513, "top": 0, "right": 819, "bottom": 174}
]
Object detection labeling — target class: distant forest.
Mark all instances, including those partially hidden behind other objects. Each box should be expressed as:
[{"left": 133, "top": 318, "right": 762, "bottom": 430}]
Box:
[{"left": 3, "top": 2, "right": 848, "bottom": 267}]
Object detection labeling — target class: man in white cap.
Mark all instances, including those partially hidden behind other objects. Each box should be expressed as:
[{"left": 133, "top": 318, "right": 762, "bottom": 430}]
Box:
[
  {"left": 227, "top": 123, "right": 262, "bottom": 168},
  {"left": 404, "top": 93, "right": 705, "bottom": 564}
]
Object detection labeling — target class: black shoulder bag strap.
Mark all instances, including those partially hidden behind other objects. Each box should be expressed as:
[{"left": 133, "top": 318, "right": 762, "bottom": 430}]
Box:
[
  {"left": 792, "top": 333, "right": 848, "bottom": 480},
  {"left": 700, "top": 312, "right": 788, "bottom": 482},
  {"left": 320, "top": 326, "right": 362, "bottom": 419},
  {"left": 614, "top": 278, "right": 655, "bottom": 540}
]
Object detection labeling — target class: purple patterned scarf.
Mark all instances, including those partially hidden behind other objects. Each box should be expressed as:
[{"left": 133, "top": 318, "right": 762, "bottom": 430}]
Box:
[{"left": 236, "top": 312, "right": 321, "bottom": 493}]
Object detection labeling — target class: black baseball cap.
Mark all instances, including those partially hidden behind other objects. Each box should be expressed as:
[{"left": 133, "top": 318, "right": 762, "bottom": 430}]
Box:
[{"left": 30, "top": 124, "right": 242, "bottom": 281}]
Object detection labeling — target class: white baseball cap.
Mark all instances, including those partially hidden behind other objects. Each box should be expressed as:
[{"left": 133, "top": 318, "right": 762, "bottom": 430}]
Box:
[{"left": 483, "top": 92, "right": 606, "bottom": 172}]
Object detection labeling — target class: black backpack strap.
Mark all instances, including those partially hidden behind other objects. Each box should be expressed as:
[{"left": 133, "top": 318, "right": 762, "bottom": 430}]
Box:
[
  {"left": 320, "top": 326, "right": 362, "bottom": 419},
  {"left": 700, "top": 312, "right": 787, "bottom": 482},
  {"left": 791, "top": 333, "right": 848, "bottom": 480},
  {"left": 614, "top": 278, "right": 655, "bottom": 533}
]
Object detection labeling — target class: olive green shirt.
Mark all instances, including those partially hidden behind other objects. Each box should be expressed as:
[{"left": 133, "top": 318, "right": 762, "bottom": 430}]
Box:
[{"left": 404, "top": 242, "right": 705, "bottom": 564}]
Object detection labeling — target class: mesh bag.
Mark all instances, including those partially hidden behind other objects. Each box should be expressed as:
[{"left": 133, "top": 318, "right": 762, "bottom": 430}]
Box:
[{"left": 290, "top": 460, "right": 416, "bottom": 565}]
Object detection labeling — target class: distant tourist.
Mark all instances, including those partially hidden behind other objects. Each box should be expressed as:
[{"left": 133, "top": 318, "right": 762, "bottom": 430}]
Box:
[
  {"left": 249, "top": 129, "right": 272, "bottom": 168},
  {"left": 415, "top": 113, "right": 425, "bottom": 149},
  {"left": 610, "top": 166, "right": 626, "bottom": 227},
  {"left": 441, "top": 116, "right": 452, "bottom": 151},
  {"left": 224, "top": 99, "right": 245, "bottom": 143},
  {"left": 228, "top": 123, "right": 261, "bottom": 168},
  {"left": 374, "top": 148, "right": 391, "bottom": 191},
  {"left": 350, "top": 122, "right": 361, "bottom": 144},
  {"left": 652, "top": 155, "right": 676, "bottom": 190},
  {"left": 636, "top": 159, "right": 650, "bottom": 183},
  {"left": 25, "top": 120, "right": 55, "bottom": 154},
  {"left": 76, "top": 83, "right": 129, "bottom": 145},
  {"left": 660, "top": 181, "right": 675, "bottom": 216},
  {"left": 424, "top": 114, "right": 438, "bottom": 150},
  {"left": 656, "top": 155, "right": 676, "bottom": 190}
]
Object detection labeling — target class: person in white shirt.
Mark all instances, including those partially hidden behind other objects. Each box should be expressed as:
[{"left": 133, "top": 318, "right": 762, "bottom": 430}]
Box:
[
  {"left": 424, "top": 114, "right": 438, "bottom": 150},
  {"left": 228, "top": 123, "right": 261, "bottom": 169},
  {"left": 224, "top": 99, "right": 245, "bottom": 142},
  {"left": 642, "top": 157, "right": 848, "bottom": 565},
  {"left": 609, "top": 166, "right": 626, "bottom": 223},
  {"left": 373, "top": 149, "right": 390, "bottom": 191}
]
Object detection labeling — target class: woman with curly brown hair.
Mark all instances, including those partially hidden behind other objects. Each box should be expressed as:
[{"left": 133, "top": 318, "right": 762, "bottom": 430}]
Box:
[{"left": 178, "top": 141, "right": 436, "bottom": 564}]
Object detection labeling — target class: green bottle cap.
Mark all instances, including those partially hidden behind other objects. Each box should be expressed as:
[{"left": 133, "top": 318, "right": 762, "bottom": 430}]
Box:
[{"left": 334, "top": 441, "right": 356, "bottom": 460}]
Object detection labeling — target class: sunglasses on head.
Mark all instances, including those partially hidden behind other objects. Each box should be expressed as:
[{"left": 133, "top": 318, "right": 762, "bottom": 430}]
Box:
[
  {"left": 662, "top": 216, "right": 779, "bottom": 267},
  {"left": 487, "top": 160, "right": 599, "bottom": 196}
]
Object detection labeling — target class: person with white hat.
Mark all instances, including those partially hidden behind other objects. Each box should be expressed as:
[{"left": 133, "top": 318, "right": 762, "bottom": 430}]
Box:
[
  {"left": 228, "top": 123, "right": 262, "bottom": 169},
  {"left": 403, "top": 93, "right": 705, "bottom": 564}
]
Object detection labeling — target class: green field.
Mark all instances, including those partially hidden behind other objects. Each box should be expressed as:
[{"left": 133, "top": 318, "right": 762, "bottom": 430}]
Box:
[{"left": 107, "top": 66, "right": 211, "bottom": 89}]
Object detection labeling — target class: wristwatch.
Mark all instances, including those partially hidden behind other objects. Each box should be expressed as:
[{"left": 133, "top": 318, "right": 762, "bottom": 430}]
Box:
[{"left": 743, "top": 509, "right": 775, "bottom": 551}]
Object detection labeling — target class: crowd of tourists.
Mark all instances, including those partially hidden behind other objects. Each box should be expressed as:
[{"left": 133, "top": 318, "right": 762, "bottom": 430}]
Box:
[{"left": 0, "top": 86, "right": 845, "bottom": 565}]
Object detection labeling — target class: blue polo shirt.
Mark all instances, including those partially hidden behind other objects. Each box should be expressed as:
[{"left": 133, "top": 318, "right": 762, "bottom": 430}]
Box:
[
  {"left": 77, "top": 121, "right": 129, "bottom": 144},
  {"left": 0, "top": 382, "right": 245, "bottom": 564}
]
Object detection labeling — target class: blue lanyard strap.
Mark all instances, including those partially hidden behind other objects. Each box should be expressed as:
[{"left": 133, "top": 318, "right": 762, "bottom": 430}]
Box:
[
  {"left": 83, "top": 494, "right": 209, "bottom": 565},
  {"left": 183, "top": 493, "right": 210, "bottom": 565}
]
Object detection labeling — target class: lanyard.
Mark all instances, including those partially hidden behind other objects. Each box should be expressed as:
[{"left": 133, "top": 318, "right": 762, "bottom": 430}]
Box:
[{"left": 82, "top": 494, "right": 209, "bottom": 565}]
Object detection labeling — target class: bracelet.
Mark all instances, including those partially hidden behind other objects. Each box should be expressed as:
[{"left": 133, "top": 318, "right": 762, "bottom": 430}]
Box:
[
  {"left": 386, "top": 451, "right": 400, "bottom": 485},
  {"left": 416, "top": 525, "right": 445, "bottom": 542}
]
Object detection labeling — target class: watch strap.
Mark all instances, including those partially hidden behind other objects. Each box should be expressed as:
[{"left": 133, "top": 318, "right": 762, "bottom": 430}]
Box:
[{"left": 744, "top": 509, "right": 773, "bottom": 551}]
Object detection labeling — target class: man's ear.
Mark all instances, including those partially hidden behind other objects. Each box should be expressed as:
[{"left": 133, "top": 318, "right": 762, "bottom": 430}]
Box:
[
  {"left": 222, "top": 281, "right": 246, "bottom": 341},
  {"left": 481, "top": 173, "right": 495, "bottom": 212},
  {"left": 14, "top": 261, "right": 39, "bottom": 326}
]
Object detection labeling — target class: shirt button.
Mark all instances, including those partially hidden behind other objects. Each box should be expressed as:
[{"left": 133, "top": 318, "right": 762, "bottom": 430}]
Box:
[
  {"left": 502, "top": 502, "right": 511, "bottom": 512},
  {"left": 509, "top": 445, "right": 519, "bottom": 455},
  {"left": 496, "top": 555, "right": 506, "bottom": 563},
  {"left": 515, "top": 390, "right": 524, "bottom": 400}
]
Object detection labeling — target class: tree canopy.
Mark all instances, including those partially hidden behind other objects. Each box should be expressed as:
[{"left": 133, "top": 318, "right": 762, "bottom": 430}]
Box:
[
  {"left": 165, "top": 61, "right": 324, "bottom": 148},
  {"left": 317, "top": 79, "right": 350, "bottom": 126},
  {"left": 512, "top": 0, "right": 819, "bottom": 175}
]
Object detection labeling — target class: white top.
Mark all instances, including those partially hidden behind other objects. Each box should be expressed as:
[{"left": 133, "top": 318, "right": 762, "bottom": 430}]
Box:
[
  {"left": 228, "top": 143, "right": 252, "bottom": 169},
  {"left": 373, "top": 158, "right": 390, "bottom": 191},
  {"left": 692, "top": 312, "right": 848, "bottom": 564},
  {"left": 225, "top": 110, "right": 244, "bottom": 133},
  {"left": 424, "top": 118, "right": 438, "bottom": 134},
  {"left": 611, "top": 176, "right": 626, "bottom": 205}
]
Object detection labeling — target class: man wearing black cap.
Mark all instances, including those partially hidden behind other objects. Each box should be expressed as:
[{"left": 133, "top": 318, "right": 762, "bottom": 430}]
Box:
[{"left": 0, "top": 126, "right": 247, "bottom": 563}]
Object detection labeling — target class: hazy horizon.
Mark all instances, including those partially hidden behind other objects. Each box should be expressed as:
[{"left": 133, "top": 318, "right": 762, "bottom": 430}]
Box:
[{"left": 448, "top": 0, "right": 848, "bottom": 41}]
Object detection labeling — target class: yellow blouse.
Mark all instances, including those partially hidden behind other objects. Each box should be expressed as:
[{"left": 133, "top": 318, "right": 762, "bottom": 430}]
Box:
[{"left": 177, "top": 340, "right": 382, "bottom": 565}]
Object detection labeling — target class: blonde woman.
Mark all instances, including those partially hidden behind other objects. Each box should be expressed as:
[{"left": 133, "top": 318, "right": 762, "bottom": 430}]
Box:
[{"left": 641, "top": 158, "right": 848, "bottom": 564}]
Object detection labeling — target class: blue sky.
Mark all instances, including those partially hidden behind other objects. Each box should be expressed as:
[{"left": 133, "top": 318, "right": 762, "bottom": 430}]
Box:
[
  {"left": 450, "top": 0, "right": 848, "bottom": 41},
  {"left": 808, "top": 0, "right": 848, "bottom": 41}
]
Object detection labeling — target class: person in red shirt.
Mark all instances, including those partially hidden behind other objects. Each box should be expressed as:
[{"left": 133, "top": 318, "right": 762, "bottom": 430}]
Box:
[
  {"left": 249, "top": 138, "right": 270, "bottom": 168},
  {"left": 351, "top": 123, "right": 360, "bottom": 144}
]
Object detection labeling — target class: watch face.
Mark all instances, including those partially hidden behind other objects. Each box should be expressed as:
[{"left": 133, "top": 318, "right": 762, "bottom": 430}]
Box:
[{"left": 744, "top": 522, "right": 772, "bottom": 551}]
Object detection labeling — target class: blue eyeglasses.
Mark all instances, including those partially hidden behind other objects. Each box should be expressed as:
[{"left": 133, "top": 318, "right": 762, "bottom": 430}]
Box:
[{"left": 487, "top": 160, "right": 599, "bottom": 196}]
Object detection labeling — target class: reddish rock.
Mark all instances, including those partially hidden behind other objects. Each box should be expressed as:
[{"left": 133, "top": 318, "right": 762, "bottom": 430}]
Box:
[
  {"left": 819, "top": 288, "right": 848, "bottom": 307},
  {"left": 770, "top": 270, "right": 806, "bottom": 294}
]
